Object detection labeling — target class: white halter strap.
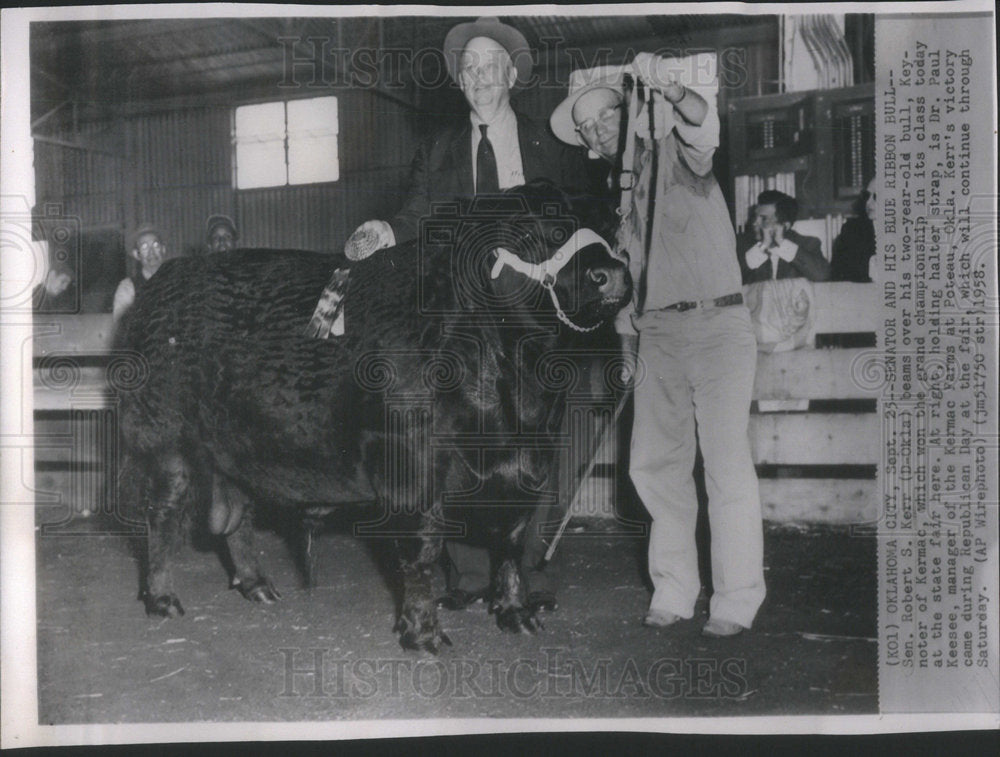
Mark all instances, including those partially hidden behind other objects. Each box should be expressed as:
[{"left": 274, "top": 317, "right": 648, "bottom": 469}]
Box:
[
  {"left": 490, "top": 228, "right": 612, "bottom": 285},
  {"left": 489, "top": 227, "right": 616, "bottom": 333}
]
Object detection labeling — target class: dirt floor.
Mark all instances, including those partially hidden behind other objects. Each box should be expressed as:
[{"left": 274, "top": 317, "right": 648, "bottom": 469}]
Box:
[{"left": 34, "top": 505, "right": 876, "bottom": 724}]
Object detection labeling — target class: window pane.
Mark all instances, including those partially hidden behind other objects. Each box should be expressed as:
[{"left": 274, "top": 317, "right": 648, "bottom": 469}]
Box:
[
  {"left": 236, "top": 140, "right": 286, "bottom": 189},
  {"left": 287, "top": 96, "right": 339, "bottom": 184},
  {"left": 288, "top": 135, "right": 339, "bottom": 184},
  {"left": 235, "top": 101, "right": 286, "bottom": 140},
  {"left": 234, "top": 102, "right": 287, "bottom": 189},
  {"left": 287, "top": 96, "right": 338, "bottom": 136}
]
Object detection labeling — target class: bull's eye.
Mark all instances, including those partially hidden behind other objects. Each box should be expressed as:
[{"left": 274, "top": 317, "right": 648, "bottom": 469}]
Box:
[{"left": 588, "top": 269, "right": 608, "bottom": 287}]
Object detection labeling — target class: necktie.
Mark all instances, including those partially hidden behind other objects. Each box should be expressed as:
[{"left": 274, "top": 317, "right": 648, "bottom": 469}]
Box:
[{"left": 476, "top": 124, "right": 499, "bottom": 194}]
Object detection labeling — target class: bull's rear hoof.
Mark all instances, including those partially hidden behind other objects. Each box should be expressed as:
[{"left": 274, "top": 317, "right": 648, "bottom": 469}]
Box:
[
  {"left": 494, "top": 606, "right": 541, "bottom": 634},
  {"left": 235, "top": 577, "right": 282, "bottom": 604},
  {"left": 145, "top": 593, "right": 185, "bottom": 618}
]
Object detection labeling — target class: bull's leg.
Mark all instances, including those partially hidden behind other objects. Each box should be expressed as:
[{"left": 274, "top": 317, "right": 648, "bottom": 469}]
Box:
[
  {"left": 490, "top": 515, "right": 541, "bottom": 633},
  {"left": 215, "top": 475, "right": 281, "bottom": 604},
  {"left": 144, "top": 453, "right": 192, "bottom": 618},
  {"left": 394, "top": 525, "right": 450, "bottom": 653}
]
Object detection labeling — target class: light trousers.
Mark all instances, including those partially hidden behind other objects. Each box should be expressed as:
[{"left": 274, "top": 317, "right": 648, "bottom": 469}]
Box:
[{"left": 630, "top": 305, "right": 765, "bottom": 627}]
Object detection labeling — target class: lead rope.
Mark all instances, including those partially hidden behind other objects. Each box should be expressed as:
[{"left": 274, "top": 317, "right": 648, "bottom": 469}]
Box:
[
  {"left": 635, "top": 82, "right": 659, "bottom": 316},
  {"left": 617, "top": 73, "right": 640, "bottom": 224},
  {"left": 542, "top": 278, "right": 602, "bottom": 333}
]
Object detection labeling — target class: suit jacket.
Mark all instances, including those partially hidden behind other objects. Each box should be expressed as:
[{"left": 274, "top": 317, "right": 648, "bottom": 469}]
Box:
[
  {"left": 830, "top": 216, "right": 875, "bottom": 282},
  {"left": 389, "top": 110, "right": 591, "bottom": 245},
  {"left": 738, "top": 228, "right": 831, "bottom": 284}
]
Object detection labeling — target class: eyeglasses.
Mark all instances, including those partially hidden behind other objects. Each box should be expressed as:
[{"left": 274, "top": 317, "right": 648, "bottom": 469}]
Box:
[
  {"left": 459, "top": 59, "right": 509, "bottom": 84},
  {"left": 575, "top": 104, "right": 623, "bottom": 136},
  {"left": 137, "top": 240, "right": 162, "bottom": 253}
]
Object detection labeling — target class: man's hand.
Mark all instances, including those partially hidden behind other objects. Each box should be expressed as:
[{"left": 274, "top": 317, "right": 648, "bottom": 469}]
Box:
[
  {"left": 619, "top": 333, "right": 639, "bottom": 387},
  {"left": 772, "top": 222, "right": 786, "bottom": 246},
  {"left": 345, "top": 220, "right": 395, "bottom": 261},
  {"left": 759, "top": 225, "right": 771, "bottom": 248},
  {"left": 631, "top": 52, "right": 685, "bottom": 103}
]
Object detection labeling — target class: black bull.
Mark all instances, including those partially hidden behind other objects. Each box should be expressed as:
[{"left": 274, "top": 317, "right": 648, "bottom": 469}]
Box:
[{"left": 118, "top": 182, "right": 631, "bottom": 651}]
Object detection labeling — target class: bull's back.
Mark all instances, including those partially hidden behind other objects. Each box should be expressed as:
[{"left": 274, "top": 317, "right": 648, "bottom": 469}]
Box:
[
  {"left": 119, "top": 246, "right": 441, "bottom": 502},
  {"left": 120, "top": 250, "right": 358, "bottom": 459}
]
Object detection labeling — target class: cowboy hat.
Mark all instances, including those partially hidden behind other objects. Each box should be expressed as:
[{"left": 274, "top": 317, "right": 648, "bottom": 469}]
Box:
[
  {"left": 549, "top": 67, "right": 627, "bottom": 146},
  {"left": 443, "top": 17, "right": 532, "bottom": 88}
]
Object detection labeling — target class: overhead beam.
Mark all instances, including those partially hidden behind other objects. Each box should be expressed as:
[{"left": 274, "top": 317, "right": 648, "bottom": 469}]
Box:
[
  {"left": 31, "top": 134, "right": 120, "bottom": 158},
  {"left": 32, "top": 18, "right": 228, "bottom": 50},
  {"left": 31, "top": 100, "right": 72, "bottom": 130},
  {"left": 30, "top": 65, "right": 73, "bottom": 92}
]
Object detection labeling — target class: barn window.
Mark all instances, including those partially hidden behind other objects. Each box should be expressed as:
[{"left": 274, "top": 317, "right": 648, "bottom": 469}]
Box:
[{"left": 233, "top": 96, "right": 339, "bottom": 189}]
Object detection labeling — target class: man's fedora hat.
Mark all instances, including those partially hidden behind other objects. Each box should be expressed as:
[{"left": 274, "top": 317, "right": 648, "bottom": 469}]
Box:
[
  {"left": 549, "top": 67, "right": 627, "bottom": 146},
  {"left": 443, "top": 17, "right": 533, "bottom": 88}
]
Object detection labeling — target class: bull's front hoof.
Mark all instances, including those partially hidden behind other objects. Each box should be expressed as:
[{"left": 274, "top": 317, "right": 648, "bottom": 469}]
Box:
[
  {"left": 395, "top": 609, "right": 453, "bottom": 654},
  {"left": 145, "top": 593, "right": 185, "bottom": 618},
  {"left": 235, "top": 576, "right": 282, "bottom": 604},
  {"left": 493, "top": 605, "right": 541, "bottom": 634}
]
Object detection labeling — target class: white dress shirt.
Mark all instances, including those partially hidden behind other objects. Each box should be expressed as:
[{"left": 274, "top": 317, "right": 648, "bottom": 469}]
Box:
[{"left": 470, "top": 107, "right": 524, "bottom": 190}]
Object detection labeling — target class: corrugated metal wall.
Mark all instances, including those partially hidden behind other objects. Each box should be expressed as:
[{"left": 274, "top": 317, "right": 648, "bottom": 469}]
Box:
[
  {"left": 34, "top": 122, "right": 124, "bottom": 228},
  {"left": 34, "top": 87, "right": 420, "bottom": 263}
]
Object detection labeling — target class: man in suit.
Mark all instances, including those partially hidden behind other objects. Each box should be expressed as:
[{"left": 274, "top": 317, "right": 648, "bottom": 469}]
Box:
[
  {"left": 345, "top": 17, "right": 590, "bottom": 614},
  {"left": 345, "top": 17, "right": 588, "bottom": 252},
  {"left": 738, "top": 190, "right": 830, "bottom": 283}
]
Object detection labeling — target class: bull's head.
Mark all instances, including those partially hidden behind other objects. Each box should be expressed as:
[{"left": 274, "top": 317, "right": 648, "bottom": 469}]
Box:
[{"left": 450, "top": 180, "right": 632, "bottom": 332}]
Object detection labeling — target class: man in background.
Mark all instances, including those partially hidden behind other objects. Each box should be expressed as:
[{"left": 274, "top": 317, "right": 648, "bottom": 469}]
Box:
[
  {"left": 205, "top": 214, "right": 238, "bottom": 254},
  {"left": 113, "top": 224, "right": 165, "bottom": 327},
  {"left": 739, "top": 190, "right": 830, "bottom": 283},
  {"left": 32, "top": 261, "right": 77, "bottom": 313}
]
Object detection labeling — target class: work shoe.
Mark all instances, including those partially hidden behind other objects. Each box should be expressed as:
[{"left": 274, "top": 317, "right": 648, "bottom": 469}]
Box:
[
  {"left": 643, "top": 610, "right": 682, "bottom": 628},
  {"left": 435, "top": 588, "right": 486, "bottom": 611},
  {"left": 702, "top": 618, "right": 745, "bottom": 637},
  {"left": 526, "top": 590, "right": 558, "bottom": 612}
]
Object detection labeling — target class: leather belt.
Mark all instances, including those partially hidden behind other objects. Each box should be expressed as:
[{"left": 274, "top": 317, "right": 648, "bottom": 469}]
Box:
[{"left": 661, "top": 292, "right": 743, "bottom": 313}]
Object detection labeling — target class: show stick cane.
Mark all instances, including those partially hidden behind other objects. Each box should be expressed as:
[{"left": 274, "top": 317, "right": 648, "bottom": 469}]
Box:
[{"left": 542, "top": 386, "right": 632, "bottom": 564}]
